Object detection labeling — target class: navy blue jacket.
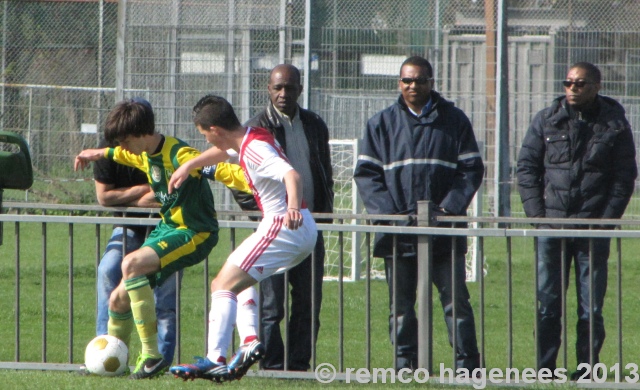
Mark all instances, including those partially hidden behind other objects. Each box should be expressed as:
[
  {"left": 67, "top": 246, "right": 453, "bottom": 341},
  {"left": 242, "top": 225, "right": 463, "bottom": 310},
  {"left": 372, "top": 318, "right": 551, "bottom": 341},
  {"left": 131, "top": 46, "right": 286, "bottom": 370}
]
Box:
[
  {"left": 517, "top": 95, "right": 637, "bottom": 226},
  {"left": 354, "top": 92, "right": 484, "bottom": 257}
]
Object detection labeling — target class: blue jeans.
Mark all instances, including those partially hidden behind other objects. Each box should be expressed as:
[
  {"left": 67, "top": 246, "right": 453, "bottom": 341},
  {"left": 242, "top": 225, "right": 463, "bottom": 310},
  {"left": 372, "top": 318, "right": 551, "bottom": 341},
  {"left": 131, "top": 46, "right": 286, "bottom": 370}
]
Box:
[
  {"left": 96, "top": 227, "right": 179, "bottom": 363},
  {"left": 536, "top": 236, "right": 609, "bottom": 370}
]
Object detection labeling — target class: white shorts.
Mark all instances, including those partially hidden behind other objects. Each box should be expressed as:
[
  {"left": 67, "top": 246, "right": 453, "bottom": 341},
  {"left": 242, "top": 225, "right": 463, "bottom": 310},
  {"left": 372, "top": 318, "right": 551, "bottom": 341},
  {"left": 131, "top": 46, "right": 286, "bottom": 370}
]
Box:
[{"left": 228, "top": 208, "right": 317, "bottom": 282}]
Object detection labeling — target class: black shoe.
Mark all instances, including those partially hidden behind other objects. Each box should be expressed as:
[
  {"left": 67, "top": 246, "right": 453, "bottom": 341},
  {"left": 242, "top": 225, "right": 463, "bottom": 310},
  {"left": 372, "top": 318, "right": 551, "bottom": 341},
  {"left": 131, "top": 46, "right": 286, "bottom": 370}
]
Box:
[{"left": 570, "top": 368, "right": 590, "bottom": 381}]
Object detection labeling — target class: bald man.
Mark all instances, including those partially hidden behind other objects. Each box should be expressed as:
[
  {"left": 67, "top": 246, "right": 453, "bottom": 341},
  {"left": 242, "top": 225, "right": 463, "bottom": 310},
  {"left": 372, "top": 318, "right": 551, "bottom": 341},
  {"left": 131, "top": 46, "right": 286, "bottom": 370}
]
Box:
[{"left": 242, "top": 64, "right": 334, "bottom": 371}]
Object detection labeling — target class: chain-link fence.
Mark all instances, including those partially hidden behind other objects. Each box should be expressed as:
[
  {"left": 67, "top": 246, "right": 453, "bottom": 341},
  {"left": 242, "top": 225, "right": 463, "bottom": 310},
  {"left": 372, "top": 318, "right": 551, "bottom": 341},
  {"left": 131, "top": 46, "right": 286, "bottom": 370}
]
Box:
[{"left": 2, "top": 0, "right": 640, "bottom": 213}]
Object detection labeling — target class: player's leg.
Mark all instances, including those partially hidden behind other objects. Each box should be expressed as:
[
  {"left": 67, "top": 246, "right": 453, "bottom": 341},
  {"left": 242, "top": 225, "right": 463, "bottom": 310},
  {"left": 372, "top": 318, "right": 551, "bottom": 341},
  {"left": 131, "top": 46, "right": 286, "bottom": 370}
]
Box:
[
  {"left": 121, "top": 246, "right": 168, "bottom": 379},
  {"left": 98, "top": 227, "right": 145, "bottom": 337},
  {"left": 79, "top": 227, "right": 130, "bottom": 375},
  {"left": 107, "top": 280, "right": 134, "bottom": 349},
  {"left": 208, "top": 263, "right": 261, "bottom": 379},
  {"left": 172, "top": 214, "right": 315, "bottom": 381},
  {"left": 236, "top": 285, "right": 260, "bottom": 345},
  {"left": 231, "top": 285, "right": 263, "bottom": 378},
  {"left": 149, "top": 228, "right": 217, "bottom": 380},
  {"left": 171, "top": 263, "right": 257, "bottom": 382},
  {"left": 126, "top": 225, "right": 217, "bottom": 379},
  {"left": 221, "top": 212, "right": 315, "bottom": 379}
]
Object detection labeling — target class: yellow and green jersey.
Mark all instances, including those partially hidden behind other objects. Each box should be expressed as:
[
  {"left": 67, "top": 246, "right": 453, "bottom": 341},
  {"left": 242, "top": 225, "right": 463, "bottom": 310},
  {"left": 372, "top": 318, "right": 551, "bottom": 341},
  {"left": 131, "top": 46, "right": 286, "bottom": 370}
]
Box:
[{"left": 104, "top": 136, "right": 247, "bottom": 233}]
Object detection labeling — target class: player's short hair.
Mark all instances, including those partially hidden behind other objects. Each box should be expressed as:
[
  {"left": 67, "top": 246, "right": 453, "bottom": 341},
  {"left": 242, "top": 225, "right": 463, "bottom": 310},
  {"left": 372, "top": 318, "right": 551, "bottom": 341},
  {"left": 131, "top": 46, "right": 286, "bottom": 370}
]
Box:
[
  {"left": 400, "top": 55, "right": 433, "bottom": 78},
  {"left": 104, "top": 98, "right": 155, "bottom": 143},
  {"left": 570, "top": 61, "right": 602, "bottom": 83},
  {"left": 192, "top": 94, "right": 241, "bottom": 130}
]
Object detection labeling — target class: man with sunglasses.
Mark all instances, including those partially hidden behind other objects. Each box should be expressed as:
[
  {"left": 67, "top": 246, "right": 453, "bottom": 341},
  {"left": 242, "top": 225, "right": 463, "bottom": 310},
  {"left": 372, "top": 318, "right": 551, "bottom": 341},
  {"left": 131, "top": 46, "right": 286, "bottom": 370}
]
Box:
[
  {"left": 517, "top": 62, "right": 637, "bottom": 379},
  {"left": 354, "top": 55, "right": 484, "bottom": 371}
]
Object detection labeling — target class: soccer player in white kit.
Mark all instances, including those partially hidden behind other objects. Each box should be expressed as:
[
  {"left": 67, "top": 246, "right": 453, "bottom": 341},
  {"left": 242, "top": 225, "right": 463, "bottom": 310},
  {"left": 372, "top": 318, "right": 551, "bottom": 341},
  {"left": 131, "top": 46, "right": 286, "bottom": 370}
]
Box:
[{"left": 169, "top": 95, "right": 317, "bottom": 382}]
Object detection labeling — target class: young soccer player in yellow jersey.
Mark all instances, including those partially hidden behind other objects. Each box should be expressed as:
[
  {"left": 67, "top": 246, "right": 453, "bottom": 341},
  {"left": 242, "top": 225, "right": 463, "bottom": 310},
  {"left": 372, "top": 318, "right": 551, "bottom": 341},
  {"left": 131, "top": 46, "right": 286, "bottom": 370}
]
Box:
[{"left": 74, "top": 99, "right": 249, "bottom": 379}]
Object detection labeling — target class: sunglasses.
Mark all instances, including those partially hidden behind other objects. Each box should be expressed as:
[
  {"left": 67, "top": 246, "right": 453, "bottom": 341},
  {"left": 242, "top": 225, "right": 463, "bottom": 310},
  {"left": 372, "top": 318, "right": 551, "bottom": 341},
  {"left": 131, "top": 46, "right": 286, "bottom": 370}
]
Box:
[
  {"left": 400, "top": 77, "right": 432, "bottom": 85},
  {"left": 562, "top": 80, "right": 592, "bottom": 88}
]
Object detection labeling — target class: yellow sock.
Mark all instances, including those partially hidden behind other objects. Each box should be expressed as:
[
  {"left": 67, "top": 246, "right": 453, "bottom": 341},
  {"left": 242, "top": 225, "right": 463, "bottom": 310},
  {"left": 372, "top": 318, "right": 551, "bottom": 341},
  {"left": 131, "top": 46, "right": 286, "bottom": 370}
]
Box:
[
  {"left": 125, "top": 276, "right": 161, "bottom": 359},
  {"left": 107, "top": 310, "right": 133, "bottom": 348}
]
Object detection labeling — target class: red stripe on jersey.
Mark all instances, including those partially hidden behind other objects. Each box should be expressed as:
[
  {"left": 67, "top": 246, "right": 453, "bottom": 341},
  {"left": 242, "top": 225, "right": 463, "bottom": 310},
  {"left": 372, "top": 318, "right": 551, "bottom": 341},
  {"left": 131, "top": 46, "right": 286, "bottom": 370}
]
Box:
[
  {"left": 239, "top": 216, "right": 283, "bottom": 270},
  {"left": 239, "top": 216, "right": 284, "bottom": 271},
  {"left": 241, "top": 127, "right": 289, "bottom": 162},
  {"left": 239, "top": 127, "right": 287, "bottom": 213},
  {"left": 244, "top": 146, "right": 263, "bottom": 166}
]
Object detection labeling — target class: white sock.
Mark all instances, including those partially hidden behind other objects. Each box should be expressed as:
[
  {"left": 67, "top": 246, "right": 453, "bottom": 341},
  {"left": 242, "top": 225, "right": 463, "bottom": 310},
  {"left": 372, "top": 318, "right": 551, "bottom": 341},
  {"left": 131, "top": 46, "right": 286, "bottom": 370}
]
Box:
[
  {"left": 207, "top": 290, "right": 237, "bottom": 363},
  {"left": 236, "top": 286, "right": 259, "bottom": 344}
]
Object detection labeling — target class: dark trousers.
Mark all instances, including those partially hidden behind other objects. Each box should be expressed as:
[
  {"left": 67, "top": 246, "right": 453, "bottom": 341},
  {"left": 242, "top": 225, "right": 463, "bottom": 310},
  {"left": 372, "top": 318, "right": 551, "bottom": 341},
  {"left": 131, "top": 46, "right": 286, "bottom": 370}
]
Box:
[
  {"left": 536, "top": 237, "right": 609, "bottom": 370},
  {"left": 259, "top": 232, "right": 325, "bottom": 371},
  {"left": 384, "top": 235, "right": 480, "bottom": 370}
]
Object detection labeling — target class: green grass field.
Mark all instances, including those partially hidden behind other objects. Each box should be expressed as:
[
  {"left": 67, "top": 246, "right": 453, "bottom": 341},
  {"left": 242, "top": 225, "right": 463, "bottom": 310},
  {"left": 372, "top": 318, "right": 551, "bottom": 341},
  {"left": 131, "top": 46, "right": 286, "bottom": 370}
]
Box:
[{"left": 2, "top": 220, "right": 640, "bottom": 389}]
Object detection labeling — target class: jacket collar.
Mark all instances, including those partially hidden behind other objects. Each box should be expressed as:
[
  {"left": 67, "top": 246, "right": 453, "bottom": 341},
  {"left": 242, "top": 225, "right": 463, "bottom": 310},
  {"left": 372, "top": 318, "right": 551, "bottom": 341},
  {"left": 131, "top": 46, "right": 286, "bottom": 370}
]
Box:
[
  {"left": 398, "top": 90, "right": 444, "bottom": 117},
  {"left": 547, "top": 94, "right": 624, "bottom": 125},
  {"left": 265, "top": 103, "right": 302, "bottom": 128}
]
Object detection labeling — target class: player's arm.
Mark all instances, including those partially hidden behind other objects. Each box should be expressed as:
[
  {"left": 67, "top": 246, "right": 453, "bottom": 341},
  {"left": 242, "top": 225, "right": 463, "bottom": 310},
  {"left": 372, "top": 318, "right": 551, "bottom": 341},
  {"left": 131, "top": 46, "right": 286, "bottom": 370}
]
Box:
[
  {"left": 169, "top": 146, "right": 230, "bottom": 193},
  {"left": 95, "top": 181, "right": 159, "bottom": 207},
  {"left": 74, "top": 148, "right": 107, "bottom": 171},
  {"left": 202, "top": 162, "right": 251, "bottom": 193},
  {"left": 283, "top": 168, "right": 303, "bottom": 230}
]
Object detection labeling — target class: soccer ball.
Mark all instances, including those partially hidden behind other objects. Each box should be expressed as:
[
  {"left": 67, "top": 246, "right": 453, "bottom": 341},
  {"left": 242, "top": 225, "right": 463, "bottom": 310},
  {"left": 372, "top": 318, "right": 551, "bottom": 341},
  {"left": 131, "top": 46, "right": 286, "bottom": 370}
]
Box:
[{"left": 84, "top": 335, "right": 129, "bottom": 376}]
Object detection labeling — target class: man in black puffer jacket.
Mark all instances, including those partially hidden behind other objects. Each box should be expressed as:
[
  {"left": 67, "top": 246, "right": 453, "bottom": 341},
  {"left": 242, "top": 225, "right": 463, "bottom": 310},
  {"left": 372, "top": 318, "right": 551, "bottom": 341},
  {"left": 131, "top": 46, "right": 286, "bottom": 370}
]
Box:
[{"left": 517, "top": 62, "right": 637, "bottom": 379}]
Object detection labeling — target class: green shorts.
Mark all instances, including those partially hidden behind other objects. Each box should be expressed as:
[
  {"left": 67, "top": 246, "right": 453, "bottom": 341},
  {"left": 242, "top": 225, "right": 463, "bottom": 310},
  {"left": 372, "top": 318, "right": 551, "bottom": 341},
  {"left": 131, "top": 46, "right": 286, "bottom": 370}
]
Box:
[{"left": 142, "top": 223, "right": 218, "bottom": 287}]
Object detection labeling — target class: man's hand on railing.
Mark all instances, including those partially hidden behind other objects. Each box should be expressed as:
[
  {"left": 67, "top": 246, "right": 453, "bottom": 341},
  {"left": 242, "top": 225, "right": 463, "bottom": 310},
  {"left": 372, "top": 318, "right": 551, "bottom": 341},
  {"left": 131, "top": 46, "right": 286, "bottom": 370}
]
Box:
[{"left": 430, "top": 206, "right": 452, "bottom": 228}]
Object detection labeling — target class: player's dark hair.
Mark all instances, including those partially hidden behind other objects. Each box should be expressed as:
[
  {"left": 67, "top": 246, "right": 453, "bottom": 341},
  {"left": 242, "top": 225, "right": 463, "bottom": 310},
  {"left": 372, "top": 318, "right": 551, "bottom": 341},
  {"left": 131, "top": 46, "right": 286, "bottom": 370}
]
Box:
[
  {"left": 400, "top": 55, "right": 433, "bottom": 78},
  {"left": 192, "top": 94, "right": 241, "bottom": 130},
  {"left": 571, "top": 61, "right": 602, "bottom": 83},
  {"left": 104, "top": 99, "right": 155, "bottom": 143}
]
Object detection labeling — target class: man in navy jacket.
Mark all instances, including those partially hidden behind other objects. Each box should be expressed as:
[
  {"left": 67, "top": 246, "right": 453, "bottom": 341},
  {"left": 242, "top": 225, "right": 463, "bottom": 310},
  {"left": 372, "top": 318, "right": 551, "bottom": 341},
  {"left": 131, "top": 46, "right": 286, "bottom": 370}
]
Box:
[{"left": 354, "top": 56, "right": 484, "bottom": 370}]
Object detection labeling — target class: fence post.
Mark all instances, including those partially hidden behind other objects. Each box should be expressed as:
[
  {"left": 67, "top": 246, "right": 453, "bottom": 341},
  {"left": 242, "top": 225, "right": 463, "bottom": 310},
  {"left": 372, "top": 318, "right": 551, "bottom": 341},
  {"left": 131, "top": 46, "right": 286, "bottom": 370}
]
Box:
[{"left": 417, "top": 200, "right": 433, "bottom": 373}]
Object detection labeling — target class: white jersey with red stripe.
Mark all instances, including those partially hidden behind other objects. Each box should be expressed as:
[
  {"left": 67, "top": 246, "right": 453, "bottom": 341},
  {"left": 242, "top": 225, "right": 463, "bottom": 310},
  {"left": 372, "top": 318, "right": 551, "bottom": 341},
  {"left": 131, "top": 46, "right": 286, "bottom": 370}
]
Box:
[
  {"left": 227, "top": 126, "right": 317, "bottom": 282},
  {"left": 239, "top": 126, "right": 307, "bottom": 216}
]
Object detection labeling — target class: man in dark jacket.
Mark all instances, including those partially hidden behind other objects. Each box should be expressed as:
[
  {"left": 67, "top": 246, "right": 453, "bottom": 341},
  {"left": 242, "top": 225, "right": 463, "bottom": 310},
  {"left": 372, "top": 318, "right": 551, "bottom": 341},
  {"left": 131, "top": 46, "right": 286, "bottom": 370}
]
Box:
[
  {"left": 354, "top": 56, "right": 483, "bottom": 370},
  {"left": 517, "top": 62, "right": 637, "bottom": 378},
  {"left": 243, "top": 64, "right": 334, "bottom": 371}
]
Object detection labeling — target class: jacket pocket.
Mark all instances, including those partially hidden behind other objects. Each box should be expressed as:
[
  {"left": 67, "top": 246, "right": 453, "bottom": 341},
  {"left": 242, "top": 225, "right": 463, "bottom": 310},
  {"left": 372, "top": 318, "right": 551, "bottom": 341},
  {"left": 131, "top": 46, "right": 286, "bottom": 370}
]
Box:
[
  {"left": 585, "top": 130, "right": 619, "bottom": 169},
  {"left": 545, "top": 133, "right": 570, "bottom": 164}
]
